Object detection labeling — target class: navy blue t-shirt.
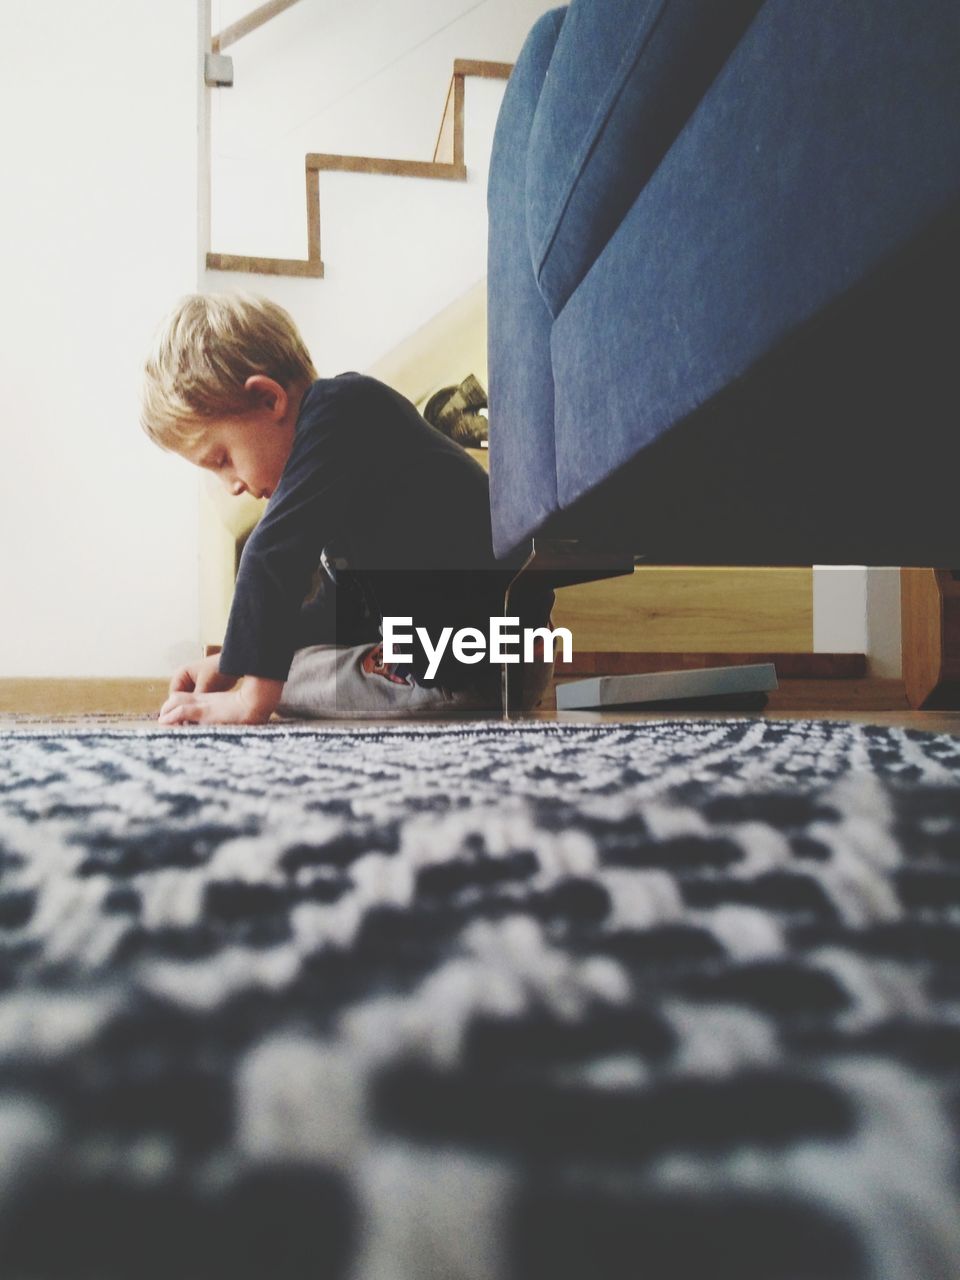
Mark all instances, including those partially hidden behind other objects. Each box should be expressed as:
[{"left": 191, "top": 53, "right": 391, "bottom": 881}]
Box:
[{"left": 219, "top": 374, "right": 538, "bottom": 689}]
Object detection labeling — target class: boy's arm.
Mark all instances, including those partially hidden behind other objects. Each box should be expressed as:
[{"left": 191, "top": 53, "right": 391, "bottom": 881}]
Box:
[{"left": 158, "top": 675, "right": 283, "bottom": 726}]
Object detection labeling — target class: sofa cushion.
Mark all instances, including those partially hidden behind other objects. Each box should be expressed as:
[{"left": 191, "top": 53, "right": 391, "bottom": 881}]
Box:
[
  {"left": 549, "top": 0, "right": 960, "bottom": 532},
  {"left": 487, "top": 7, "right": 567, "bottom": 558},
  {"left": 526, "top": 0, "right": 763, "bottom": 319}
]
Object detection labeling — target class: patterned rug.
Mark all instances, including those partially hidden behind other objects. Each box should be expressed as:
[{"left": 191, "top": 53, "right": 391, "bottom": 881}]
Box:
[{"left": 0, "top": 719, "right": 958, "bottom": 1280}]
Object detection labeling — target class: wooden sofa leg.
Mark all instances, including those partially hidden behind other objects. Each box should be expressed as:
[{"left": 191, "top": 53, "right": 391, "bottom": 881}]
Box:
[
  {"left": 901, "top": 568, "right": 960, "bottom": 708},
  {"left": 501, "top": 539, "right": 635, "bottom": 717}
]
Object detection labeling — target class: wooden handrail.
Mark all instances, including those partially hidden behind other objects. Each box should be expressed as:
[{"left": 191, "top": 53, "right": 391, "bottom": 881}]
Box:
[
  {"left": 212, "top": 0, "right": 303, "bottom": 54},
  {"left": 207, "top": 59, "right": 512, "bottom": 279}
]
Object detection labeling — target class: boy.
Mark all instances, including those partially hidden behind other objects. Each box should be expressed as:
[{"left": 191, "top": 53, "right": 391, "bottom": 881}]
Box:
[{"left": 140, "top": 293, "right": 553, "bottom": 724}]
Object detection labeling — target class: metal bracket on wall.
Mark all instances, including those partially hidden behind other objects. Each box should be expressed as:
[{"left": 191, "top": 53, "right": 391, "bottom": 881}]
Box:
[{"left": 204, "top": 53, "right": 235, "bottom": 87}]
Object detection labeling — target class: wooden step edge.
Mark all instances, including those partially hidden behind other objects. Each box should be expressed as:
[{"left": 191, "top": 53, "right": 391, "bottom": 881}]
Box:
[
  {"left": 305, "top": 167, "right": 321, "bottom": 262},
  {"left": 306, "top": 154, "right": 466, "bottom": 181},
  {"left": 206, "top": 252, "right": 324, "bottom": 278},
  {"left": 453, "top": 59, "right": 513, "bottom": 80},
  {"left": 432, "top": 71, "right": 464, "bottom": 166},
  {"left": 433, "top": 61, "right": 510, "bottom": 165},
  {"left": 555, "top": 652, "right": 868, "bottom": 679}
]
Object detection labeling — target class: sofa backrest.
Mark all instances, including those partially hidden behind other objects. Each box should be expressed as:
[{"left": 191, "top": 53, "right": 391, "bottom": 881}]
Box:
[
  {"left": 525, "top": 0, "right": 764, "bottom": 318},
  {"left": 487, "top": 7, "right": 568, "bottom": 556}
]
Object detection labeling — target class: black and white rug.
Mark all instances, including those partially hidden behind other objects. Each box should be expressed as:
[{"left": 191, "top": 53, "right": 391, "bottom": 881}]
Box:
[{"left": 0, "top": 719, "right": 958, "bottom": 1279}]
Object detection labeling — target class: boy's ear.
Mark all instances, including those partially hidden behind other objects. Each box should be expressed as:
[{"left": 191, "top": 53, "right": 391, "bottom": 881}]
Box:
[{"left": 244, "top": 374, "right": 287, "bottom": 420}]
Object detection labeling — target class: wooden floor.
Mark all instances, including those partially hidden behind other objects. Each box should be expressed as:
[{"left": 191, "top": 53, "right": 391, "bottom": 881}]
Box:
[
  {"left": 2, "top": 676, "right": 960, "bottom": 734},
  {"left": 4, "top": 707, "right": 960, "bottom": 734}
]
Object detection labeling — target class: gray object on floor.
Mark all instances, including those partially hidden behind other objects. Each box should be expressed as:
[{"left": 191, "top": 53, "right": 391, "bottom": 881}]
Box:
[{"left": 556, "top": 662, "right": 778, "bottom": 710}]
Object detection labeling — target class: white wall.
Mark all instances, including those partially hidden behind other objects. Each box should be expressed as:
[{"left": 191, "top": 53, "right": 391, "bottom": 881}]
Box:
[{"left": 0, "top": 0, "right": 202, "bottom": 677}]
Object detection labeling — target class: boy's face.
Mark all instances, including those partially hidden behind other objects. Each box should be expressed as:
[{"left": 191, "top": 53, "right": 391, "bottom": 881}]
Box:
[{"left": 183, "top": 411, "right": 294, "bottom": 501}]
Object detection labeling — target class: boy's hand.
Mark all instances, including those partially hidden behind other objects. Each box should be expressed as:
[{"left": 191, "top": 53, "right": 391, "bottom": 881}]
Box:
[
  {"left": 158, "top": 676, "right": 283, "bottom": 726},
  {"left": 169, "top": 653, "right": 237, "bottom": 696}
]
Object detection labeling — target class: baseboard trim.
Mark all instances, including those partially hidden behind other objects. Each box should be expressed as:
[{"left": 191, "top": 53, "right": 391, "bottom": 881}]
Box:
[
  {"left": 0, "top": 679, "right": 167, "bottom": 717},
  {"left": 546, "top": 676, "right": 909, "bottom": 713},
  {"left": 763, "top": 678, "right": 909, "bottom": 712}
]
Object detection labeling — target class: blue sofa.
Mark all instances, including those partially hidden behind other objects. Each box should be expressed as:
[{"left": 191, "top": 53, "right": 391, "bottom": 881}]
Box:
[{"left": 487, "top": 0, "right": 960, "bottom": 566}]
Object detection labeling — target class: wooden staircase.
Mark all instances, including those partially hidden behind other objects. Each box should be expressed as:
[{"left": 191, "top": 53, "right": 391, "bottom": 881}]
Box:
[{"left": 206, "top": 58, "right": 512, "bottom": 279}]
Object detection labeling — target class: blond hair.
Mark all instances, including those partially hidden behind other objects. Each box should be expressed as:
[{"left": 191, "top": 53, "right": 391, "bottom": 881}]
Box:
[{"left": 140, "top": 293, "right": 317, "bottom": 450}]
